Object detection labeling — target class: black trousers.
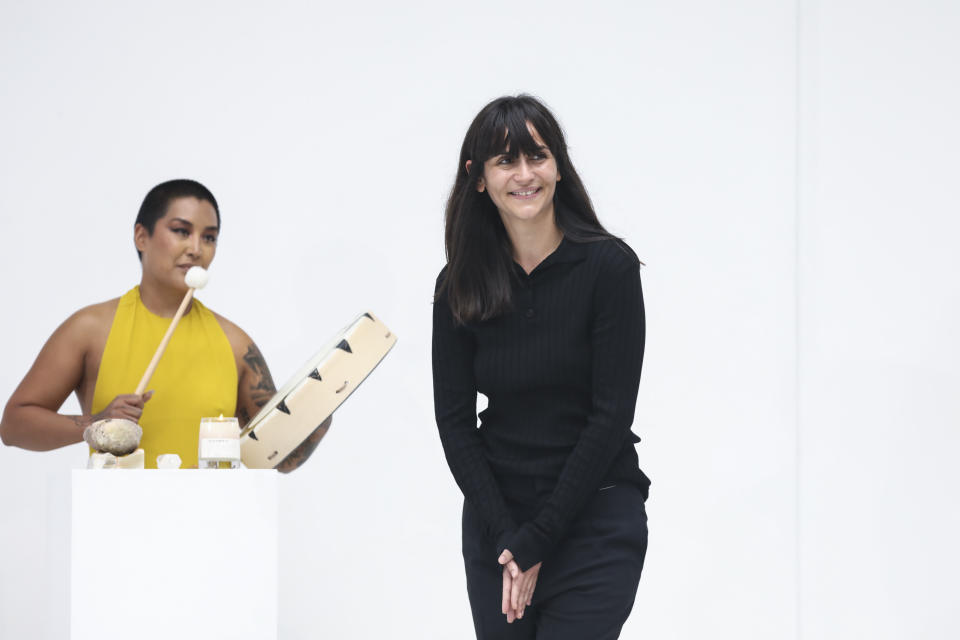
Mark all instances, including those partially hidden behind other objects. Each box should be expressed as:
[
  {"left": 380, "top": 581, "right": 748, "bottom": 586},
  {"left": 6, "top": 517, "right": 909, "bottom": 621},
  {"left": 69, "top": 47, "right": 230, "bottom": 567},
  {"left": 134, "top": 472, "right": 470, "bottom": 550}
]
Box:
[{"left": 462, "top": 484, "right": 648, "bottom": 640}]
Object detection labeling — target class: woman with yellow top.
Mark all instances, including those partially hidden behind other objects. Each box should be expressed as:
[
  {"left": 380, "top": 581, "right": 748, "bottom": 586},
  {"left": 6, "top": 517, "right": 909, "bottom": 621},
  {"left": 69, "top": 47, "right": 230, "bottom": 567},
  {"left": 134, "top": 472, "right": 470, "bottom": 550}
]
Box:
[{"left": 0, "top": 179, "right": 327, "bottom": 471}]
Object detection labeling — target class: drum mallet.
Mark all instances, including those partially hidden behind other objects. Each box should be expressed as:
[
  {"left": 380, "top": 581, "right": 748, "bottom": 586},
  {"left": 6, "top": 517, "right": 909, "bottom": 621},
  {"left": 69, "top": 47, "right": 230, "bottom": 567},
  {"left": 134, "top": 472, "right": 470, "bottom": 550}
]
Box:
[{"left": 134, "top": 266, "right": 210, "bottom": 395}]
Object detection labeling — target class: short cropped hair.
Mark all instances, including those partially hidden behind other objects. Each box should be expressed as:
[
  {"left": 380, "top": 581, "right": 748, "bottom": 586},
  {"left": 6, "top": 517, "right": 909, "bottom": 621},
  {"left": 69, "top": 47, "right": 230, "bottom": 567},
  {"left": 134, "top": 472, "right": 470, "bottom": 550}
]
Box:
[{"left": 134, "top": 179, "right": 220, "bottom": 260}]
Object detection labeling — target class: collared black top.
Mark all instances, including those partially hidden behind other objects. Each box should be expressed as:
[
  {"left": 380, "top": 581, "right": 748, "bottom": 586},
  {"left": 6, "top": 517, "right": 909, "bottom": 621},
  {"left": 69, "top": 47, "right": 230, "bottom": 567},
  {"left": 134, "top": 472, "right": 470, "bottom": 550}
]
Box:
[{"left": 432, "top": 236, "right": 648, "bottom": 571}]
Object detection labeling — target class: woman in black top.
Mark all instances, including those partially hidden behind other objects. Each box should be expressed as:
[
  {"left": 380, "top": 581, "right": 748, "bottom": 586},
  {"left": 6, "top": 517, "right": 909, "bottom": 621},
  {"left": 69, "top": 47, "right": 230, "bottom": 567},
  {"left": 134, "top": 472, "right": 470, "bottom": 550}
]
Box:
[{"left": 432, "top": 95, "right": 649, "bottom": 639}]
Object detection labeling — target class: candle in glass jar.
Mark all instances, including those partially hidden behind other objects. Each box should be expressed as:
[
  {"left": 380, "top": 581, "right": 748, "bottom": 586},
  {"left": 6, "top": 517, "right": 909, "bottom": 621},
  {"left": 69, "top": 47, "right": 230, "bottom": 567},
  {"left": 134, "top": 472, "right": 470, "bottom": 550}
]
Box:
[{"left": 198, "top": 415, "right": 241, "bottom": 469}]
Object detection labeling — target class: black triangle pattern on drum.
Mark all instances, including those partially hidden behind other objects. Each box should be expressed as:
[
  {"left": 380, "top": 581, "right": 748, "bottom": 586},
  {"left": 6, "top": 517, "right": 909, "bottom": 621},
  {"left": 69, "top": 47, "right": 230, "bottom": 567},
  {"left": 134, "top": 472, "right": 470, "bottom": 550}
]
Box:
[
  {"left": 308, "top": 369, "right": 322, "bottom": 381},
  {"left": 248, "top": 431, "right": 259, "bottom": 441},
  {"left": 276, "top": 399, "right": 291, "bottom": 415},
  {"left": 336, "top": 339, "right": 352, "bottom": 353}
]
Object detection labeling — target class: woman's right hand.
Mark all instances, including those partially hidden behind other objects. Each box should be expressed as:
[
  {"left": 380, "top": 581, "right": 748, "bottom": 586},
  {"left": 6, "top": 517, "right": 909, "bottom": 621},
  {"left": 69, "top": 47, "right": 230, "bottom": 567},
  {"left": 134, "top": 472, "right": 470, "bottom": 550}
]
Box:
[{"left": 92, "top": 391, "right": 153, "bottom": 423}]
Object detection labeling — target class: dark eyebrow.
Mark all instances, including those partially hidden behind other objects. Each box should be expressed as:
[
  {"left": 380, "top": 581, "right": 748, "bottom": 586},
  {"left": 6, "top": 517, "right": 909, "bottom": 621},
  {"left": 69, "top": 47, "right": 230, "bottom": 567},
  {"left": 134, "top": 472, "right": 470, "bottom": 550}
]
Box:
[{"left": 170, "top": 217, "right": 219, "bottom": 232}]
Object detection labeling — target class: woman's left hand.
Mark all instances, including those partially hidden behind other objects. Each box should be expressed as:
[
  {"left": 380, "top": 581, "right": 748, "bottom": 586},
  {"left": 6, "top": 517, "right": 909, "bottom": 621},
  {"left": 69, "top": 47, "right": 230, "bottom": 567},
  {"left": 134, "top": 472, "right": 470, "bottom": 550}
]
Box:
[{"left": 498, "top": 549, "right": 542, "bottom": 620}]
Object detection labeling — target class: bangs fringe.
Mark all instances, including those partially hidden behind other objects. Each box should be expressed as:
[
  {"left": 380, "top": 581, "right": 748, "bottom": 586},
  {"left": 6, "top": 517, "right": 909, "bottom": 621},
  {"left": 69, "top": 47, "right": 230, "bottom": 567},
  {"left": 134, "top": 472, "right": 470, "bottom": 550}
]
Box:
[{"left": 477, "top": 104, "right": 553, "bottom": 162}]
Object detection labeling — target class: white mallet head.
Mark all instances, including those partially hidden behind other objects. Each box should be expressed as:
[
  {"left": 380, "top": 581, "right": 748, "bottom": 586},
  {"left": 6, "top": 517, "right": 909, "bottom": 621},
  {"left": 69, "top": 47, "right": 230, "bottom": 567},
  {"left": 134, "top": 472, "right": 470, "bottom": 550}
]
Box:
[{"left": 184, "top": 266, "right": 210, "bottom": 290}]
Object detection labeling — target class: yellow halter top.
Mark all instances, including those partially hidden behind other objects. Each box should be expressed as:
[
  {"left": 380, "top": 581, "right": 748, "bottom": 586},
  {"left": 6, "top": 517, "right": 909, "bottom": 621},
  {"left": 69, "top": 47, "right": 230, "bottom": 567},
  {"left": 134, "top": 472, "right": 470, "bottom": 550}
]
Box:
[{"left": 92, "top": 287, "right": 238, "bottom": 468}]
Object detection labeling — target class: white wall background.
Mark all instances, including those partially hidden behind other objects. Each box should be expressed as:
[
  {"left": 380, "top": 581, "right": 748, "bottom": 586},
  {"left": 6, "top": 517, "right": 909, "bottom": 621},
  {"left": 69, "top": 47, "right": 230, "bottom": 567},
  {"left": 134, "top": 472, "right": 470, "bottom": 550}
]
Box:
[
  {"left": 798, "top": 1, "right": 960, "bottom": 638},
  {"left": 0, "top": 1, "right": 955, "bottom": 638}
]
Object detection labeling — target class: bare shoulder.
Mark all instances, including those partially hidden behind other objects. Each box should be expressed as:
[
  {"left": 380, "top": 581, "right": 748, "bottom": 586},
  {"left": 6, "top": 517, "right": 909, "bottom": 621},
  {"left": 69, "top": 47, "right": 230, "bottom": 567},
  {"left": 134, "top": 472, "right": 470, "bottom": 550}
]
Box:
[
  {"left": 208, "top": 310, "right": 267, "bottom": 386},
  {"left": 209, "top": 310, "right": 255, "bottom": 356},
  {"left": 58, "top": 298, "right": 121, "bottom": 344}
]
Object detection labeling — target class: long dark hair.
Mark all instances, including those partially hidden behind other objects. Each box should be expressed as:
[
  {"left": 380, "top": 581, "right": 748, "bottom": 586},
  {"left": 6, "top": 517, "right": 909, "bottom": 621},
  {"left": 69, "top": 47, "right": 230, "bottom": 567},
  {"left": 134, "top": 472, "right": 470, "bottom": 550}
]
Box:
[{"left": 441, "top": 95, "right": 613, "bottom": 324}]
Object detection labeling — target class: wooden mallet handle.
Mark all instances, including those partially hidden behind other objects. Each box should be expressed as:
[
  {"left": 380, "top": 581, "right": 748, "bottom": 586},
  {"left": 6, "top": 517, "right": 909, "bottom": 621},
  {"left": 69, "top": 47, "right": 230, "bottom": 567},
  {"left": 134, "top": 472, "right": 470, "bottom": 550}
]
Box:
[{"left": 134, "top": 288, "right": 195, "bottom": 395}]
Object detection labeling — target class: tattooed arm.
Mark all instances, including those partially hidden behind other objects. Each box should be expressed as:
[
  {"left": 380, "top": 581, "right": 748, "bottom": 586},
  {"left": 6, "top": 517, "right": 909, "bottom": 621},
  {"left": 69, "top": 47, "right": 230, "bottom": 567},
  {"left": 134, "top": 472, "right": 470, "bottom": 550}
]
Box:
[
  {"left": 213, "top": 314, "right": 278, "bottom": 441},
  {"left": 236, "top": 342, "right": 332, "bottom": 473},
  {"left": 236, "top": 342, "right": 277, "bottom": 428},
  {"left": 216, "top": 313, "right": 333, "bottom": 473},
  {"left": 275, "top": 415, "right": 331, "bottom": 473}
]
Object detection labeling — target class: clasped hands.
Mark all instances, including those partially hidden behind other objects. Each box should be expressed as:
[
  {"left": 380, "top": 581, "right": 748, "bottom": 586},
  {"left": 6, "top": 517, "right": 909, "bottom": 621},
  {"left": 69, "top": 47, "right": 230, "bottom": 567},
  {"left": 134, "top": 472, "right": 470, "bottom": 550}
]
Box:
[{"left": 498, "top": 549, "right": 541, "bottom": 623}]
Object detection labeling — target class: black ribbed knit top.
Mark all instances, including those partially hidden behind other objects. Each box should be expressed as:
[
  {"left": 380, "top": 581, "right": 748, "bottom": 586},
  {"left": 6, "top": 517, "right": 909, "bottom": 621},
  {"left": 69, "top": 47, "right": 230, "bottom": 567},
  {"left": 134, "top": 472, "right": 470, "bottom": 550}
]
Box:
[{"left": 432, "top": 236, "right": 649, "bottom": 571}]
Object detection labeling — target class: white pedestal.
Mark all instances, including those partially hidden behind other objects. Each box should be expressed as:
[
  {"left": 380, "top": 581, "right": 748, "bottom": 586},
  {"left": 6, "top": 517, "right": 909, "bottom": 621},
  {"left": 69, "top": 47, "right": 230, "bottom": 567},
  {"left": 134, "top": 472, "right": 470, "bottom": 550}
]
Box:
[{"left": 71, "top": 470, "right": 278, "bottom": 640}]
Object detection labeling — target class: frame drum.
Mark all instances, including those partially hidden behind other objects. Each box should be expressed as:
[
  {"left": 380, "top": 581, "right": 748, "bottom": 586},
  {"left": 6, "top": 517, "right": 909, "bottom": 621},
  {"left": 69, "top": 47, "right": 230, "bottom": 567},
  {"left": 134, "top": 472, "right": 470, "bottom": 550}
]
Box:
[{"left": 239, "top": 312, "right": 396, "bottom": 469}]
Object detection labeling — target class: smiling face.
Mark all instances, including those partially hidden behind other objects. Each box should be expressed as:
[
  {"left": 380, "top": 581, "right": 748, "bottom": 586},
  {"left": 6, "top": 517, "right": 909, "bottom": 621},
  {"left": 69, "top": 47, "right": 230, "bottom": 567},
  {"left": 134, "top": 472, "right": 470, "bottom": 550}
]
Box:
[
  {"left": 134, "top": 196, "right": 219, "bottom": 291},
  {"left": 476, "top": 123, "right": 560, "bottom": 227}
]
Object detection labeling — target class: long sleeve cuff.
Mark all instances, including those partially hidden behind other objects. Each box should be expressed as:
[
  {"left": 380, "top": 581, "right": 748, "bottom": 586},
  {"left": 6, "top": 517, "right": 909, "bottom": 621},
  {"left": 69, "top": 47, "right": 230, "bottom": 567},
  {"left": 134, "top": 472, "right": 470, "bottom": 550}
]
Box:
[{"left": 501, "top": 521, "right": 553, "bottom": 571}]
